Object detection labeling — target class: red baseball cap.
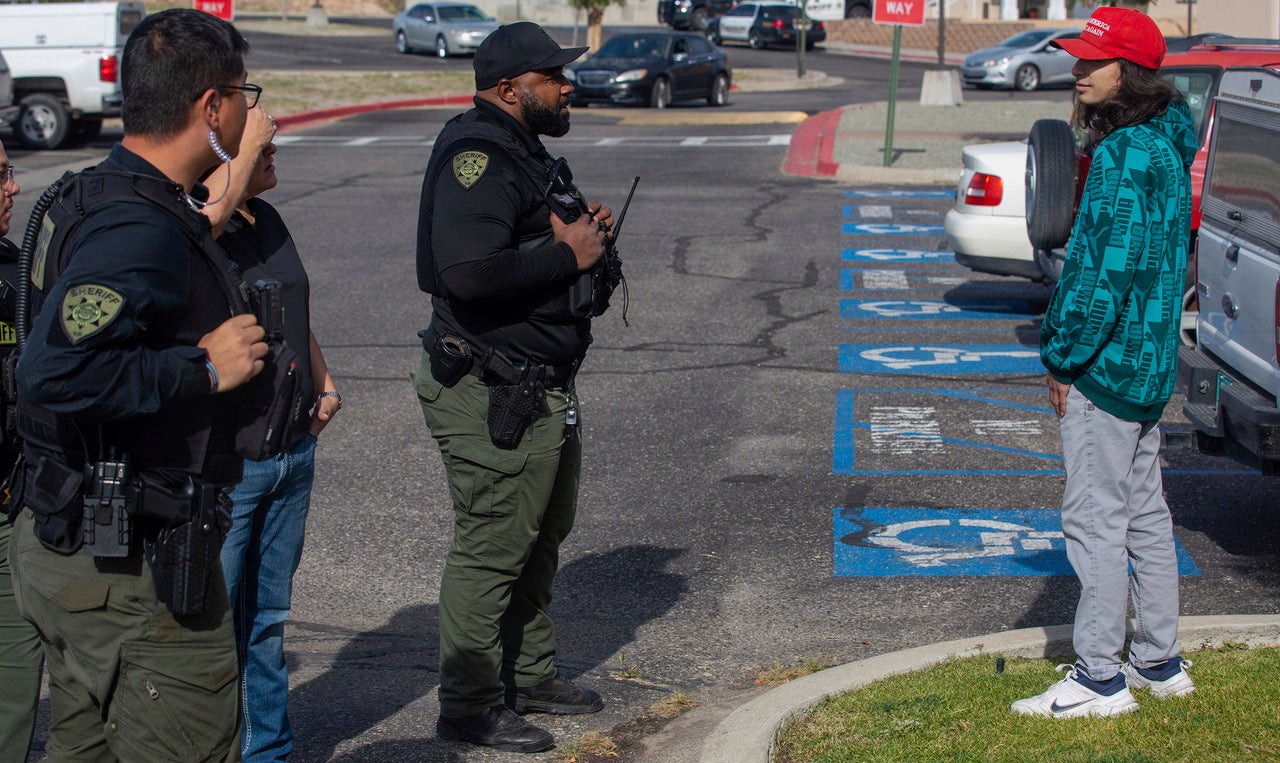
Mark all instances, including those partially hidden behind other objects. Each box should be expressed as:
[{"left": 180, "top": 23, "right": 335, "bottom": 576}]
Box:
[{"left": 1053, "top": 7, "right": 1166, "bottom": 70}]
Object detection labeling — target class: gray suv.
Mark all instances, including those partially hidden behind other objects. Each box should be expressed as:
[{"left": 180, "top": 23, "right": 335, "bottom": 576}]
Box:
[{"left": 1178, "top": 67, "right": 1280, "bottom": 473}]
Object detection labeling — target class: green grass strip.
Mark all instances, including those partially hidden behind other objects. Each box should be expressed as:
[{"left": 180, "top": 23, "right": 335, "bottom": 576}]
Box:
[{"left": 775, "top": 644, "right": 1280, "bottom": 763}]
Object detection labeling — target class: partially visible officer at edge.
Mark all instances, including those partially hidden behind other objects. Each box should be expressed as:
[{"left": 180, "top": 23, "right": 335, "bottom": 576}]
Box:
[
  {"left": 9, "top": 9, "right": 269, "bottom": 760},
  {"left": 412, "top": 21, "right": 613, "bottom": 754},
  {"left": 0, "top": 138, "right": 42, "bottom": 763}
]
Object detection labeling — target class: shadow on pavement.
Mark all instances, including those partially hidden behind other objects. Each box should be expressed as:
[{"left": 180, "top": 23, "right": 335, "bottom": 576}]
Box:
[{"left": 287, "top": 545, "right": 687, "bottom": 759}]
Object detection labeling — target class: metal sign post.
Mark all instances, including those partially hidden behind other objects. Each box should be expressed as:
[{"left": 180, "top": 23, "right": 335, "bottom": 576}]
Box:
[
  {"left": 795, "top": 15, "right": 811, "bottom": 78},
  {"left": 873, "top": 0, "right": 926, "bottom": 167},
  {"left": 883, "top": 24, "right": 902, "bottom": 167}
]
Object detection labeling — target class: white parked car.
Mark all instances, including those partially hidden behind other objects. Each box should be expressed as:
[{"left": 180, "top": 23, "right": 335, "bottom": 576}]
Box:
[{"left": 943, "top": 140, "right": 1042, "bottom": 282}]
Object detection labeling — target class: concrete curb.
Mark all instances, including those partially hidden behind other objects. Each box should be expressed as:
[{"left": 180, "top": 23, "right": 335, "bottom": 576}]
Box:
[
  {"left": 699, "top": 614, "right": 1280, "bottom": 763},
  {"left": 782, "top": 104, "right": 963, "bottom": 185}
]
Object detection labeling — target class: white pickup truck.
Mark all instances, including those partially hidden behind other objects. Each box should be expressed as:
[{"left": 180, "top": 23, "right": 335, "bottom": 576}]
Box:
[
  {"left": 1177, "top": 67, "right": 1280, "bottom": 474},
  {"left": 0, "top": 2, "right": 144, "bottom": 150}
]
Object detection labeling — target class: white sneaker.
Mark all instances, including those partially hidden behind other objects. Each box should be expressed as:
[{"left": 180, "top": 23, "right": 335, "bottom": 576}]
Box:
[
  {"left": 1010, "top": 664, "right": 1139, "bottom": 718},
  {"left": 1122, "top": 659, "right": 1195, "bottom": 698}
]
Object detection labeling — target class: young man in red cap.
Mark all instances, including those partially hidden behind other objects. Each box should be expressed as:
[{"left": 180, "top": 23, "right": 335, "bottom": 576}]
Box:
[
  {"left": 1015, "top": 6, "right": 1198, "bottom": 718},
  {"left": 413, "top": 22, "right": 613, "bottom": 752}
]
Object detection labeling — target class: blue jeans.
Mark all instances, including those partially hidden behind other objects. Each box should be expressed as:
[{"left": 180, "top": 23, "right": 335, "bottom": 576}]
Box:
[{"left": 221, "top": 433, "right": 317, "bottom": 763}]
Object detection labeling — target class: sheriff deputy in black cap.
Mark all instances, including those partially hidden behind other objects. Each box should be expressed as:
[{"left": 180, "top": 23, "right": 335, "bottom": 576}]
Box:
[{"left": 411, "top": 21, "right": 614, "bottom": 754}]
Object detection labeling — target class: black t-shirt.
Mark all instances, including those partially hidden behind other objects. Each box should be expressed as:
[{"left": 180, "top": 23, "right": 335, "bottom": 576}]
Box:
[{"left": 219, "top": 197, "right": 315, "bottom": 447}]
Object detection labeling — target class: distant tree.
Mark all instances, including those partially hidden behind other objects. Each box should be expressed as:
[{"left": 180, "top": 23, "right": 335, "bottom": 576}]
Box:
[{"left": 567, "top": 0, "right": 626, "bottom": 51}]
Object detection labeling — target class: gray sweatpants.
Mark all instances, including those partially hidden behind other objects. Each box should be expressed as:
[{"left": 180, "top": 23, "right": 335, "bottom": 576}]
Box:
[{"left": 1059, "top": 386, "right": 1182, "bottom": 683}]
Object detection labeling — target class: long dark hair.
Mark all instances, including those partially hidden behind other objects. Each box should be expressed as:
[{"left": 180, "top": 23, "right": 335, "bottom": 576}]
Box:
[{"left": 1073, "top": 59, "right": 1181, "bottom": 145}]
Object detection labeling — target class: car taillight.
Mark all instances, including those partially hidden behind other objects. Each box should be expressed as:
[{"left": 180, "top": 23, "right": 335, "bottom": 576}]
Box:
[
  {"left": 813, "top": 20, "right": 824, "bottom": 30},
  {"left": 100, "top": 55, "right": 118, "bottom": 83},
  {"left": 773, "top": 18, "right": 785, "bottom": 30},
  {"left": 964, "top": 172, "right": 1003, "bottom": 206}
]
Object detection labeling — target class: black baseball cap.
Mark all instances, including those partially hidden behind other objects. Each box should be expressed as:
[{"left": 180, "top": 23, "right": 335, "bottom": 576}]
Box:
[{"left": 474, "top": 22, "right": 588, "bottom": 90}]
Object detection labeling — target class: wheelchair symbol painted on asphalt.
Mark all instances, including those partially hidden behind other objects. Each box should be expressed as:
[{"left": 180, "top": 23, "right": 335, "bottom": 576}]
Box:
[
  {"left": 840, "top": 345, "right": 1043, "bottom": 374},
  {"left": 842, "top": 222, "right": 946, "bottom": 235},
  {"left": 849, "top": 300, "right": 963, "bottom": 317},
  {"left": 866, "top": 518, "right": 1062, "bottom": 568},
  {"left": 840, "top": 299, "right": 1042, "bottom": 320},
  {"left": 841, "top": 248, "right": 953, "bottom": 262},
  {"left": 833, "top": 508, "right": 1201, "bottom": 577}
]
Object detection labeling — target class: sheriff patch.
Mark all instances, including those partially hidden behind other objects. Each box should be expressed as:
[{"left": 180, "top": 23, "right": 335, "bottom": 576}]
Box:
[
  {"left": 452, "top": 151, "right": 489, "bottom": 189},
  {"left": 62, "top": 284, "right": 124, "bottom": 344}
]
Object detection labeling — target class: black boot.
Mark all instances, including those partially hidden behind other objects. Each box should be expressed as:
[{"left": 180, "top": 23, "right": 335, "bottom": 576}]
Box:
[
  {"left": 436, "top": 705, "right": 555, "bottom": 752},
  {"left": 511, "top": 675, "right": 604, "bottom": 715}
]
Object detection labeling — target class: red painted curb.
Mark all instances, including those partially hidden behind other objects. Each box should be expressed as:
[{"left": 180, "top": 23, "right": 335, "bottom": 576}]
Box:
[
  {"left": 782, "top": 107, "right": 842, "bottom": 177},
  {"left": 274, "top": 95, "right": 473, "bottom": 133}
]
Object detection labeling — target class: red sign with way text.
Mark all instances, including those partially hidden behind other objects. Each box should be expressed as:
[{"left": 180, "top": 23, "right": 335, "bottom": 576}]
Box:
[
  {"left": 193, "top": 0, "right": 235, "bottom": 21},
  {"left": 873, "top": 0, "right": 925, "bottom": 26}
]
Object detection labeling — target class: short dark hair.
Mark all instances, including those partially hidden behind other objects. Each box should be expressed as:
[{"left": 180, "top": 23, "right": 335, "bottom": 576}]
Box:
[
  {"left": 121, "top": 9, "right": 250, "bottom": 138},
  {"left": 1073, "top": 59, "right": 1181, "bottom": 144}
]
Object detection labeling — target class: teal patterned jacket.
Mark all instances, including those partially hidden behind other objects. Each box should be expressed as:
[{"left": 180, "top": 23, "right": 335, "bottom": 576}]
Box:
[{"left": 1040, "top": 99, "right": 1197, "bottom": 422}]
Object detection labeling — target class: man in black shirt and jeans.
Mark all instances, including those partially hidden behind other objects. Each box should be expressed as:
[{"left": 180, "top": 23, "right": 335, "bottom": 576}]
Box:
[{"left": 412, "top": 22, "right": 613, "bottom": 754}]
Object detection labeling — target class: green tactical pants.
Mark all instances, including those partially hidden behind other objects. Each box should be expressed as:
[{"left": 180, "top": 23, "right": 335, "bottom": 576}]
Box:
[
  {"left": 0, "top": 517, "right": 43, "bottom": 763},
  {"left": 9, "top": 510, "right": 241, "bottom": 762},
  {"left": 413, "top": 350, "right": 582, "bottom": 718}
]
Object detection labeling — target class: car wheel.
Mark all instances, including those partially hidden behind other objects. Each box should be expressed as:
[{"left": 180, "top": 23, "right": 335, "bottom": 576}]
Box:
[
  {"left": 436, "top": 35, "right": 450, "bottom": 59},
  {"left": 1025, "top": 118, "right": 1077, "bottom": 252},
  {"left": 748, "top": 29, "right": 764, "bottom": 49},
  {"left": 1014, "top": 63, "right": 1041, "bottom": 91},
  {"left": 707, "top": 73, "right": 729, "bottom": 106},
  {"left": 690, "top": 7, "right": 709, "bottom": 31},
  {"left": 845, "top": 2, "right": 871, "bottom": 18},
  {"left": 1180, "top": 284, "right": 1198, "bottom": 347},
  {"left": 650, "top": 77, "right": 672, "bottom": 109},
  {"left": 804, "top": 39, "right": 816, "bottom": 51},
  {"left": 16, "top": 93, "right": 70, "bottom": 150},
  {"left": 396, "top": 30, "right": 412, "bottom": 54}
]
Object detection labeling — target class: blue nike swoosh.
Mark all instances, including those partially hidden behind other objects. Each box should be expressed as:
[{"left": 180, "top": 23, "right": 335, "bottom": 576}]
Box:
[{"left": 1050, "top": 699, "right": 1091, "bottom": 713}]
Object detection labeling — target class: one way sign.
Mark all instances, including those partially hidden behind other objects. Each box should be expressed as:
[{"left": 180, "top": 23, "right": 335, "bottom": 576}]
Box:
[{"left": 874, "top": 0, "right": 925, "bottom": 26}]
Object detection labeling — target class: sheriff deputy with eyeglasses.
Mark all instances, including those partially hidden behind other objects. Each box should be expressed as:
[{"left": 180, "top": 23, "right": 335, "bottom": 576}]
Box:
[{"left": 8, "top": 10, "right": 276, "bottom": 759}]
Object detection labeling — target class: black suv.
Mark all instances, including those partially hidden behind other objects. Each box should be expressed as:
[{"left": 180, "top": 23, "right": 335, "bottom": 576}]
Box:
[{"left": 658, "top": 0, "right": 734, "bottom": 32}]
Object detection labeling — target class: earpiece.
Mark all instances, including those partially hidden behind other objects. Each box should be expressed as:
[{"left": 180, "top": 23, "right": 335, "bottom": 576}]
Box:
[{"left": 208, "top": 130, "right": 232, "bottom": 163}]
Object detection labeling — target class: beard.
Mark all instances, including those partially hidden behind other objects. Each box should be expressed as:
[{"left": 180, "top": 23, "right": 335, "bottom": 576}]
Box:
[{"left": 519, "top": 89, "right": 571, "bottom": 138}]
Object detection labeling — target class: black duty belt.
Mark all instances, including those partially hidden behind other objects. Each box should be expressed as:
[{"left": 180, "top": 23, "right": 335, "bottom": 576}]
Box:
[{"left": 422, "top": 325, "right": 578, "bottom": 390}]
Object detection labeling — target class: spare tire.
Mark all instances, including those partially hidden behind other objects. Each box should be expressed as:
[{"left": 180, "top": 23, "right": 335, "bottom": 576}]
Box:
[{"left": 1025, "top": 119, "right": 1078, "bottom": 251}]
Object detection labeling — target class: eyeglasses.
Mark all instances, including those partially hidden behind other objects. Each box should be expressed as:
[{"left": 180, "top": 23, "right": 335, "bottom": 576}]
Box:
[
  {"left": 0, "top": 166, "right": 14, "bottom": 186},
  {"left": 217, "top": 83, "right": 263, "bottom": 109}
]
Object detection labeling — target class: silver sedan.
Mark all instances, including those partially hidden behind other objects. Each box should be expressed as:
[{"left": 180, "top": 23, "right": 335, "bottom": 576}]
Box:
[
  {"left": 393, "top": 2, "right": 499, "bottom": 58},
  {"left": 961, "top": 28, "right": 1079, "bottom": 91}
]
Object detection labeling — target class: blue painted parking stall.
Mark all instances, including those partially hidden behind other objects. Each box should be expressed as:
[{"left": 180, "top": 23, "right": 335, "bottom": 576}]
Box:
[
  {"left": 833, "top": 388, "right": 1060, "bottom": 476},
  {"left": 840, "top": 298, "right": 1042, "bottom": 321},
  {"left": 839, "top": 344, "right": 1044, "bottom": 375},
  {"left": 841, "top": 248, "right": 953, "bottom": 262},
  {"left": 842, "top": 221, "right": 946, "bottom": 236},
  {"left": 833, "top": 507, "right": 1201, "bottom": 577}
]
